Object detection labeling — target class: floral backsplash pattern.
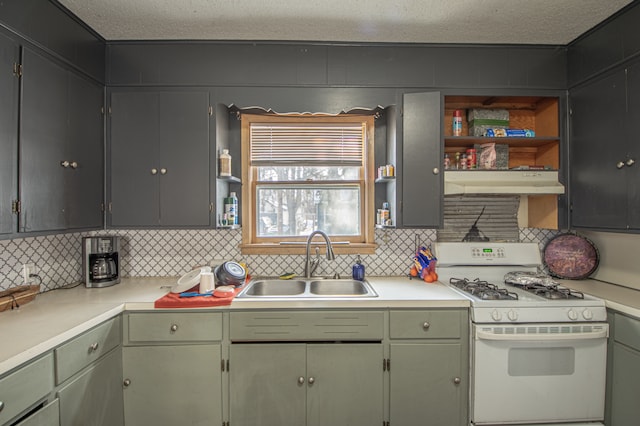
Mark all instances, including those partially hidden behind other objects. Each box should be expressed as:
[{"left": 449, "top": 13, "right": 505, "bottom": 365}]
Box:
[{"left": 0, "top": 228, "right": 559, "bottom": 292}]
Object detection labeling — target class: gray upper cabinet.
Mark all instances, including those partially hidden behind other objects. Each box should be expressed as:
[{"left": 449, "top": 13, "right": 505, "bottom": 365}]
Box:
[
  {"left": 109, "top": 90, "right": 211, "bottom": 227},
  {"left": 570, "top": 63, "right": 639, "bottom": 230},
  {"left": 20, "top": 48, "right": 104, "bottom": 233},
  {"left": 0, "top": 32, "right": 19, "bottom": 235},
  {"left": 401, "top": 91, "right": 443, "bottom": 228}
]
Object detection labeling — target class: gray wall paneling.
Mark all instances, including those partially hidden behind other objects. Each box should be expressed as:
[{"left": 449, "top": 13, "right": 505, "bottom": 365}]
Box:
[
  {"left": 0, "top": 0, "right": 105, "bottom": 83},
  {"left": 568, "top": 1, "right": 640, "bottom": 87}
]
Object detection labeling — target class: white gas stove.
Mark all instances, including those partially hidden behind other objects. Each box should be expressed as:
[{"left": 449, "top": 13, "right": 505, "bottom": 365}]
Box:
[
  {"left": 434, "top": 242, "right": 607, "bottom": 323},
  {"left": 434, "top": 242, "right": 607, "bottom": 426}
]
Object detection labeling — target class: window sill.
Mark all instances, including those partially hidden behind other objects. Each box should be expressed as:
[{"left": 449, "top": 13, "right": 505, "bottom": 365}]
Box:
[{"left": 240, "top": 242, "right": 377, "bottom": 255}]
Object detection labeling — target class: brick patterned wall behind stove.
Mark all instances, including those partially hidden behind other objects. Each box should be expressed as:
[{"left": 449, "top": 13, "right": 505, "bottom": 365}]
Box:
[{"left": 0, "top": 228, "right": 560, "bottom": 292}]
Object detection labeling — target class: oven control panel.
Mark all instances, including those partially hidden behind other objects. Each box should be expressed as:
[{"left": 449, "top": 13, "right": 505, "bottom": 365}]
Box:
[
  {"left": 471, "top": 247, "right": 505, "bottom": 258},
  {"left": 435, "top": 242, "right": 541, "bottom": 266}
]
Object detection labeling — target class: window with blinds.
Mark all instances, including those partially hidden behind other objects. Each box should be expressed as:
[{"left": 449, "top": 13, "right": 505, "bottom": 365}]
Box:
[{"left": 240, "top": 114, "right": 375, "bottom": 252}]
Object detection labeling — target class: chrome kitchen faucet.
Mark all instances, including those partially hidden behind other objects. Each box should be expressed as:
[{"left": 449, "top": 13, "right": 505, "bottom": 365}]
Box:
[{"left": 304, "top": 230, "right": 335, "bottom": 278}]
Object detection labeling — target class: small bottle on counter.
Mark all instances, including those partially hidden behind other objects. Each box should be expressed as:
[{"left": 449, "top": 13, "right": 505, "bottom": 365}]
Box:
[
  {"left": 352, "top": 255, "right": 365, "bottom": 280},
  {"left": 219, "top": 149, "right": 232, "bottom": 177}
]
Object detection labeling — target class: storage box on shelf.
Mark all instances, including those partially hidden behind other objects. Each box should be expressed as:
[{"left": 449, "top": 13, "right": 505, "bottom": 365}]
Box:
[{"left": 443, "top": 96, "right": 561, "bottom": 229}]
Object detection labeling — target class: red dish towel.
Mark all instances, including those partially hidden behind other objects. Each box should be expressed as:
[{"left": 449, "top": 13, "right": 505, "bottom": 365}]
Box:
[{"left": 154, "top": 285, "right": 242, "bottom": 308}]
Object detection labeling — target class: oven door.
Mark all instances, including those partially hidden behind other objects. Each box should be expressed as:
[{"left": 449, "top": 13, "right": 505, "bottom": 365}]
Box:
[{"left": 471, "top": 323, "right": 608, "bottom": 425}]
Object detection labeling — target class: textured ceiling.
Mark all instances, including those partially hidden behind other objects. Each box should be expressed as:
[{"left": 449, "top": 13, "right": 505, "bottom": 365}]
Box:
[{"left": 57, "top": 0, "right": 633, "bottom": 44}]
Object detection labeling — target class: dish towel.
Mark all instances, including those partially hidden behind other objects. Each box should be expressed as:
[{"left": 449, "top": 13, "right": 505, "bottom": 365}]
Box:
[{"left": 154, "top": 285, "right": 242, "bottom": 308}]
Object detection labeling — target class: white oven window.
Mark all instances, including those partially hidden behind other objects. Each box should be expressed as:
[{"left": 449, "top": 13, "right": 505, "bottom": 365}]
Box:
[{"left": 508, "top": 347, "right": 575, "bottom": 376}]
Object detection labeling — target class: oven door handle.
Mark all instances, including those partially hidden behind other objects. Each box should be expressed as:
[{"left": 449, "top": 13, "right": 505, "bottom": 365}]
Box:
[{"left": 476, "top": 329, "right": 608, "bottom": 342}]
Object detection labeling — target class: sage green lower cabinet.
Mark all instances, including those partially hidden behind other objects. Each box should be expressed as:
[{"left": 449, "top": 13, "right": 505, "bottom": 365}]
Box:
[
  {"left": 56, "top": 349, "right": 123, "bottom": 426},
  {"left": 14, "top": 399, "right": 59, "bottom": 426},
  {"left": 0, "top": 353, "right": 54, "bottom": 426},
  {"left": 607, "top": 311, "right": 640, "bottom": 426},
  {"left": 229, "top": 343, "right": 384, "bottom": 426},
  {"left": 388, "top": 309, "right": 469, "bottom": 426},
  {"left": 121, "top": 312, "right": 223, "bottom": 426}
]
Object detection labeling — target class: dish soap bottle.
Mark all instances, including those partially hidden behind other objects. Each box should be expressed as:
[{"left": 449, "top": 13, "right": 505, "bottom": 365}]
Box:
[
  {"left": 352, "top": 255, "right": 365, "bottom": 281},
  {"left": 219, "top": 149, "right": 231, "bottom": 177},
  {"left": 224, "top": 192, "right": 238, "bottom": 226}
]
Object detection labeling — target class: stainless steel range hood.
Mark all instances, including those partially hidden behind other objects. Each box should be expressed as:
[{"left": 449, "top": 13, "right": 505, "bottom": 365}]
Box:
[{"left": 444, "top": 170, "right": 564, "bottom": 195}]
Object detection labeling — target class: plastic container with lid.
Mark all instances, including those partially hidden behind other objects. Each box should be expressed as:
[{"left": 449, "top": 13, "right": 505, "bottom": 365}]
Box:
[{"left": 219, "top": 149, "right": 231, "bottom": 177}]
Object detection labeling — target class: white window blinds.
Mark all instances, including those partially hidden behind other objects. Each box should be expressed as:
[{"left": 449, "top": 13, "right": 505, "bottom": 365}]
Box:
[{"left": 250, "top": 122, "right": 365, "bottom": 166}]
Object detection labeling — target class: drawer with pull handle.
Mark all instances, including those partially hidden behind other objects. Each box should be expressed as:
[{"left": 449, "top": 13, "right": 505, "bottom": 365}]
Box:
[
  {"left": 390, "top": 309, "right": 466, "bottom": 339},
  {"left": 54, "top": 316, "right": 121, "bottom": 384},
  {"left": 125, "top": 312, "right": 222, "bottom": 343}
]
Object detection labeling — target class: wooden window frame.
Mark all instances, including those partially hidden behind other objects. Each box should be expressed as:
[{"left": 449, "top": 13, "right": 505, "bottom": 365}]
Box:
[{"left": 240, "top": 114, "right": 377, "bottom": 255}]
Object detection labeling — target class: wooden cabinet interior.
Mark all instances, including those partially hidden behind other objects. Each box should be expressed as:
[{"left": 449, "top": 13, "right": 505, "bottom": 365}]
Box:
[{"left": 444, "top": 96, "right": 561, "bottom": 229}]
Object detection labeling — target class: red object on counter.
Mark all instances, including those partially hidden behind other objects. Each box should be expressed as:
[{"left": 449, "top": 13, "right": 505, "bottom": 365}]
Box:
[{"left": 154, "top": 284, "right": 243, "bottom": 308}]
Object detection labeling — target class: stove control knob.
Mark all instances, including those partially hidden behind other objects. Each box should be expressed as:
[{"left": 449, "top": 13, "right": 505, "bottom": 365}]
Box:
[
  {"left": 582, "top": 309, "right": 594, "bottom": 320},
  {"left": 491, "top": 310, "right": 502, "bottom": 321},
  {"left": 507, "top": 310, "right": 518, "bottom": 322},
  {"left": 567, "top": 309, "right": 578, "bottom": 321}
]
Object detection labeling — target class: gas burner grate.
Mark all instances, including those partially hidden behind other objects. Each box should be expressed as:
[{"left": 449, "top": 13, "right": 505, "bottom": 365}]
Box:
[
  {"left": 449, "top": 278, "right": 518, "bottom": 301},
  {"left": 515, "top": 283, "right": 585, "bottom": 300}
]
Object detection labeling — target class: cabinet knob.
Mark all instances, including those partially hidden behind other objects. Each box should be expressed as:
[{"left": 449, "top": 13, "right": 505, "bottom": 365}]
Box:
[
  {"left": 432, "top": 167, "right": 440, "bottom": 175},
  {"left": 453, "top": 377, "right": 461, "bottom": 385},
  {"left": 422, "top": 321, "right": 431, "bottom": 331},
  {"left": 89, "top": 342, "right": 99, "bottom": 352},
  {"left": 123, "top": 379, "right": 131, "bottom": 387},
  {"left": 160, "top": 168, "right": 167, "bottom": 175},
  {"left": 151, "top": 168, "right": 158, "bottom": 175},
  {"left": 60, "top": 160, "right": 70, "bottom": 168},
  {"left": 617, "top": 161, "right": 625, "bottom": 169},
  {"left": 0, "top": 400, "right": 4, "bottom": 412},
  {"left": 170, "top": 324, "right": 179, "bottom": 332},
  {"left": 70, "top": 161, "right": 78, "bottom": 169},
  {"left": 627, "top": 158, "right": 636, "bottom": 167},
  {"left": 308, "top": 377, "right": 315, "bottom": 385},
  {"left": 298, "top": 376, "right": 305, "bottom": 385}
]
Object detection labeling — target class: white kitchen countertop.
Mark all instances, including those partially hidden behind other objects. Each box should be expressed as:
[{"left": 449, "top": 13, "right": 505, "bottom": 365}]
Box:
[{"left": 0, "top": 275, "right": 468, "bottom": 376}]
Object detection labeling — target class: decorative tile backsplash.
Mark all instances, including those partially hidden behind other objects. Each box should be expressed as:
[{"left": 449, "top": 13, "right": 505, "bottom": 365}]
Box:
[{"left": 0, "top": 227, "right": 560, "bottom": 292}]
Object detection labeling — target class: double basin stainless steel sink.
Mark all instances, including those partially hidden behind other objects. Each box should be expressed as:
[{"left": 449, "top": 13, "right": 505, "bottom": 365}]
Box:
[{"left": 237, "top": 278, "right": 378, "bottom": 298}]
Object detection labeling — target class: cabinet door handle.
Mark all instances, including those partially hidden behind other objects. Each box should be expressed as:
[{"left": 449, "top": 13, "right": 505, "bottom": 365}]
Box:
[
  {"left": 627, "top": 158, "right": 636, "bottom": 167},
  {"left": 617, "top": 161, "right": 625, "bottom": 169},
  {"left": 422, "top": 321, "right": 431, "bottom": 330},
  {"left": 170, "top": 324, "right": 179, "bottom": 332},
  {"left": 160, "top": 168, "right": 167, "bottom": 175},
  {"left": 123, "top": 379, "right": 131, "bottom": 387},
  {"left": 432, "top": 167, "right": 440, "bottom": 175},
  {"left": 0, "top": 400, "right": 4, "bottom": 412},
  {"left": 297, "top": 376, "right": 305, "bottom": 385},
  {"left": 151, "top": 168, "right": 158, "bottom": 175},
  {"left": 308, "top": 377, "right": 315, "bottom": 385},
  {"left": 453, "top": 377, "right": 461, "bottom": 385},
  {"left": 89, "top": 342, "right": 99, "bottom": 352},
  {"left": 60, "top": 160, "right": 70, "bottom": 168}
]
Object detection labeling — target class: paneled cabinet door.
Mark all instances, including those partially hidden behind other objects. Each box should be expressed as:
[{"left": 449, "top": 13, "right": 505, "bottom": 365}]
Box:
[
  {"left": 229, "top": 344, "right": 383, "bottom": 426},
  {"left": 0, "top": 32, "right": 19, "bottom": 235},
  {"left": 109, "top": 91, "right": 210, "bottom": 227},
  {"left": 610, "top": 343, "right": 640, "bottom": 425},
  {"left": 56, "top": 348, "right": 124, "bottom": 426},
  {"left": 402, "top": 91, "right": 443, "bottom": 228},
  {"left": 20, "top": 48, "right": 103, "bottom": 232},
  {"left": 390, "top": 343, "right": 467, "bottom": 426},
  {"left": 122, "top": 344, "right": 222, "bottom": 426},
  {"left": 570, "top": 69, "right": 628, "bottom": 229}
]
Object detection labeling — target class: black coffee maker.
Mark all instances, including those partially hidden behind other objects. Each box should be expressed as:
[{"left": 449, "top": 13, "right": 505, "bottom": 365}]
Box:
[{"left": 82, "top": 236, "right": 120, "bottom": 287}]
